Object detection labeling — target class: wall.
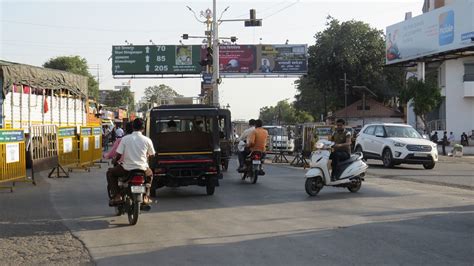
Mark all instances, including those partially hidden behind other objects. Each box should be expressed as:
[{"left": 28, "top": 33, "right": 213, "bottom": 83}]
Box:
[{"left": 444, "top": 57, "right": 474, "bottom": 141}]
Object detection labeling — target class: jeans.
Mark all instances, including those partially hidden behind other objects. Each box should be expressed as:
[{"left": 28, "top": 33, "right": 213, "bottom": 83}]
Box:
[{"left": 329, "top": 150, "right": 350, "bottom": 178}]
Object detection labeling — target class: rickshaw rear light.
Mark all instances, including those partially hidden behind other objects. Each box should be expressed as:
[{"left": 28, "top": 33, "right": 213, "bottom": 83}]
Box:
[
  {"left": 208, "top": 166, "right": 217, "bottom": 172},
  {"left": 130, "top": 175, "right": 145, "bottom": 185},
  {"left": 155, "top": 168, "right": 166, "bottom": 174}
]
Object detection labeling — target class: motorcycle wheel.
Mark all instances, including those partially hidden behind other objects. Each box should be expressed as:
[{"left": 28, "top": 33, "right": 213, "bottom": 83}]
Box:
[
  {"left": 127, "top": 197, "right": 140, "bottom": 225},
  {"left": 305, "top": 177, "right": 323, "bottom": 196},
  {"left": 250, "top": 170, "right": 258, "bottom": 184},
  {"left": 347, "top": 178, "right": 362, "bottom": 193},
  {"left": 114, "top": 206, "right": 123, "bottom": 216}
]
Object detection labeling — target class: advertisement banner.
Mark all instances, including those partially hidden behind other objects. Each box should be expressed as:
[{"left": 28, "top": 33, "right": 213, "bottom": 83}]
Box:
[
  {"left": 6, "top": 143, "right": 20, "bottom": 163},
  {"left": 63, "top": 138, "right": 73, "bottom": 153},
  {"left": 386, "top": 0, "right": 474, "bottom": 65},
  {"left": 256, "top": 45, "right": 307, "bottom": 74},
  {"left": 214, "top": 45, "right": 256, "bottom": 73}
]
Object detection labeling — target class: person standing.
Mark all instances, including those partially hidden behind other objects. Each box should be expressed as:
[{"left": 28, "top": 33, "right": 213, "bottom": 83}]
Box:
[
  {"left": 431, "top": 132, "right": 439, "bottom": 143},
  {"left": 448, "top": 132, "right": 455, "bottom": 145},
  {"left": 103, "top": 125, "right": 111, "bottom": 151},
  {"left": 115, "top": 125, "right": 124, "bottom": 139},
  {"left": 442, "top": 131, "right": 448, "bottom": 155}
]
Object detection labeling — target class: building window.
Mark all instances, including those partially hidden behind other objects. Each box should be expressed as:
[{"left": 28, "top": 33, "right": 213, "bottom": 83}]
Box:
[{"left": 464, "top": 63, "right": 474, "bottom": 82}]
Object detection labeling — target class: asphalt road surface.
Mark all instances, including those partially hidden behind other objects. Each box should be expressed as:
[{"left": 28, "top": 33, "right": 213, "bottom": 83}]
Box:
[{"left": 21, "top": 157, "right": 472, "bottom": 266}]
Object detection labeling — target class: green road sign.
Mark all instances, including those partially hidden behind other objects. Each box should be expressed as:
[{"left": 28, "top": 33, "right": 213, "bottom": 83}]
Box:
[{"left": 112, "top": 45, "right": 202, "bottom": 75}]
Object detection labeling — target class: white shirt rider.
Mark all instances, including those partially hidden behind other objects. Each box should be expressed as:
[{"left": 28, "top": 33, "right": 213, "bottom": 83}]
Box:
[
  {"left": 116, "top": 131, "right": 155, "bottom": 171},
  {"left": 238, "top": 126, "right": 255, "bottom": 152}
]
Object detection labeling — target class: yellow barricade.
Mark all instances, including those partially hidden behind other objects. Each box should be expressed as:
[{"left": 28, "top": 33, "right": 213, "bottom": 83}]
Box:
[
  {"left": 0, "top": 129, "right": 27, "bottom": 191},
  {"left": 91, "top": 127, "right": 103, "bottom": 162},
  {"left": 79, "top": 127, "right": 93, "bottom": 170},
  {"left": 58, "top": 127, "right": 78, "bottom": 167}
]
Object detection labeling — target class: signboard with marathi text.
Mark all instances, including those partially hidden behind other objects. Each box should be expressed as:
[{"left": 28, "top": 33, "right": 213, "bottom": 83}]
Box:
[{"left": 112, "top": 44, "right": 308, "bottom": 76}]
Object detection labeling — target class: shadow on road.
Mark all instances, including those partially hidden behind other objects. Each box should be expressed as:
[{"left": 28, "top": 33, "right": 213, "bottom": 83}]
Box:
[{"left": 94, "top": 209, "right": 474, "bottom": 266}]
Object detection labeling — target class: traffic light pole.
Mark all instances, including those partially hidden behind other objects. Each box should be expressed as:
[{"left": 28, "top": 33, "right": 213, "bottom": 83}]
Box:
[{"left": 212, "top": 0, "right": 219, "bottom": 107}]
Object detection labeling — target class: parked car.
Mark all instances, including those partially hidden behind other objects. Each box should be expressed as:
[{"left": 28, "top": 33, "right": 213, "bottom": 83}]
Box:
[{"left": 354, "top": 123, "right": 438, "bottom": 169}]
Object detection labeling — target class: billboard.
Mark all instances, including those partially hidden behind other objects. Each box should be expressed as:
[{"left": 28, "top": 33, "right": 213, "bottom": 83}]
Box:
[
  {"left": 112, "top": 45, "right": 201, "bottom": 75},
  {"left": 112, "top": 44, "right": 307, "bottom": 75},
  {"left": 386, "top": 0, "right": 474, "bottom": 65}
]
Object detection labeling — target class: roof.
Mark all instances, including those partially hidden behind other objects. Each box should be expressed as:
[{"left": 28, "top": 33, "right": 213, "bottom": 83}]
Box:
[
  {"left": 332, "top": 98, "right": 403, "bottom": 119},
  {"left": 0, "top": 59, "right": 88, "bottom": 97}
]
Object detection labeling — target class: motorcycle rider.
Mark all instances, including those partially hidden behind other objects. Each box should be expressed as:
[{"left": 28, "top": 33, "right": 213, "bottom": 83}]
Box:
[
  {"left": 106, "top": 118, "right": 155, "bottom": 205},
  {"left": 246, "top": 119, "right": 269, "bottom": 174},
  {"left": 329, "top": 119, "right": 352, "bottom": 181},
  {"left": 237, "top": 119, "right": 256, "bottom": 172}
]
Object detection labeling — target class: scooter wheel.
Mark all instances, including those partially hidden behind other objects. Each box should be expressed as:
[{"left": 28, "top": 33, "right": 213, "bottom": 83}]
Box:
[
  {"left": 305, "top": 177, "right": 322, "bottom": 196},
  {"left": 348, "top": 179, "right": 362, "bottom": 193}
]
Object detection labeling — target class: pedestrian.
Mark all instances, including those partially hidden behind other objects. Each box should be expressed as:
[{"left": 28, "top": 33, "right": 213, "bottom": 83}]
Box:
[
  {"left": 448, "top": 132, "right": 454, "bottom": 145},
  {"left": 431, "top": 131, "right": 439, "bottom": 143},
  {"left": 461, "top": 132, "right": 469, "bottom": 146},
  {"left": 442, "top": 131, "right": 448, "bottom": 155},
  {"left": 103, "top": 125, "right": 111, "bottom": 151}
]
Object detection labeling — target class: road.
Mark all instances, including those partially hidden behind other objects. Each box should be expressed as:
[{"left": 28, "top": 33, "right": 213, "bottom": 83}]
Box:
[{"left": 1, "top": 158, "right": 473, "bottom": 265}]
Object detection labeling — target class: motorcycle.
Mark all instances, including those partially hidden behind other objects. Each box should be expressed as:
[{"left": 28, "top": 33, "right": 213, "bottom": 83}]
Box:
[
  {"left": 304, "top": 140, "right": 368, "bottom": 196},
  {"left": 108, "top": 169, "right": 151, "bottom": 225},
  {"left": 241, "top": 151, "right": 265, "bottom": 184}
]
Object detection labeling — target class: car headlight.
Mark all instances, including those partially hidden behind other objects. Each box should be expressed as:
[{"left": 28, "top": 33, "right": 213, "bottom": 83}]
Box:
[{"left": 393, "top": 142, "right": 406, "bottom": 147}]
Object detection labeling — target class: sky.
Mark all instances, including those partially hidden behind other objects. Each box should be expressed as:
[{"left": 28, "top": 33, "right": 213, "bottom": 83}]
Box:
[{"left": 0, "top": 0, "right": 423, "bottom": 120}]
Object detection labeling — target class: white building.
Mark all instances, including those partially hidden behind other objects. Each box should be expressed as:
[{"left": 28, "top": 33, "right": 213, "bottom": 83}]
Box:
[{"left": 386, "top": 0, "right": 474, "bottom": 140}]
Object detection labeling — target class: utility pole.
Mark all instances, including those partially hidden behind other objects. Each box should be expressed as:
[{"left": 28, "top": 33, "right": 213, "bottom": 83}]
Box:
[
  {"left": 212, "top": 0, "right": 219, "bottom": 107},
  {"left": 340, "top": 73, "right": 350, "bottom": 123}
]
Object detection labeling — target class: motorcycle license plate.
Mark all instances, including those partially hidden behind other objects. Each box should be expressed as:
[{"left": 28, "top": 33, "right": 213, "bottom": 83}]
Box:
[
  {"left": 131, "top": 186, "right": 145, "bottom": 193},
  {"left": 252, "top": 160, "right": 261, "bottom": 164}
]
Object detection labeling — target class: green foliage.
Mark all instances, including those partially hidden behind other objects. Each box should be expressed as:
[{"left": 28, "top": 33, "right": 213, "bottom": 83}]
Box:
[
  {"left": 138, "top": 84, "right": 182, "bottom": 111},
  {"left": 43, "top": 56, "right": 99, "bottom": 99},
  {"left": 259, "top": 99, "right": 314, "bottom": 125},
  {"left": 294, "top": 16, "right": 405, "bottom": 119},
  {"left": 105, "top": 86, "right": 135, "bottom": 111},
  {"left": 400, "top": 73, "right": 441, "bottom": 129}
]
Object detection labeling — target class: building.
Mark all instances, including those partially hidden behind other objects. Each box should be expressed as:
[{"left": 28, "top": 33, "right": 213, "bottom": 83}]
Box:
[
  {"left": 328, "top": 98, "right": 404, "bottom": 127},
  {"left": 386, "top": 0, "right": 474, "bottom": 140}
]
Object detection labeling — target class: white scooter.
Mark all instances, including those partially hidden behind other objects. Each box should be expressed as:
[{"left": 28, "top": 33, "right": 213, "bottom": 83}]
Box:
[{"left": 304, "top": 140, "right": 368, "bottom": 196}]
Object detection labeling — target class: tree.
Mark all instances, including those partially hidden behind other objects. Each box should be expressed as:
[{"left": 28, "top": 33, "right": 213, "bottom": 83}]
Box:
[
  {"left": 259, "top": 99, "right": 314, "bottom": 125},
  {"left": 105, "top": 86, "right": 135, "bottom": 111},
  {"left": 294, "top": 16, "right": 403, "bottom": 119},
  {"left": 138, "top": 84, "right": 182, "bottom": 111},
  {"left": 43, "top": 56, "right": 99, "bottom": 99},
  {"left": 399, "top": 74, "right": 441, "bottom": 130}
]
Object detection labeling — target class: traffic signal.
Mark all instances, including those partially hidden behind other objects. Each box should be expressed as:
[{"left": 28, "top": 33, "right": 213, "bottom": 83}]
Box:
[
  {"left": 200, "top": 47, "right": 213, "bottom": 66},
  {"left": 245, "top": 9, "right": 262, "bottom": 27}
]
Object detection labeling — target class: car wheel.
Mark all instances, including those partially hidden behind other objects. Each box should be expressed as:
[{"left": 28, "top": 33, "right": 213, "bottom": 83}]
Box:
[
  {"left": 423, "top": 162, "right": 435, "bottom": 169},
  {"left": 382, "top": 148, "right": 394, "bottom": 168}
]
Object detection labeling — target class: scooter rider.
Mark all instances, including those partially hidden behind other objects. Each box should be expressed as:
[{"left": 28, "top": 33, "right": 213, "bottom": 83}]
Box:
[
  {"left": 329, "top": 119, "right": 352, "bottom": 181},
  {"left": 246, "top": 119, "right": 269, "bottom": 174},
  {"left": 106, "top": 118, "right": 155, "bottom": 205}
]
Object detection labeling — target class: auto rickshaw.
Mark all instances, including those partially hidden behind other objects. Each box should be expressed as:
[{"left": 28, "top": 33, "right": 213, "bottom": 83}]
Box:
[
  {"left": 218, "top": 109, "right": 232, "bottom": 171},
  {"left": 146, "top": 104, "right": 229, "bottom": 196}
]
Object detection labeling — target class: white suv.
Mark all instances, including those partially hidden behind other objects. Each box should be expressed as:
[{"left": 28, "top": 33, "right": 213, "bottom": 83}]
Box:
[{"left": 354, "top": 123, "right": 438, "bottom": 169}]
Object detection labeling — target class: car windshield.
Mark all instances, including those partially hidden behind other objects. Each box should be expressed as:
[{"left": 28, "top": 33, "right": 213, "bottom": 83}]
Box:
[
  {"left": 265, "top": 127, "right": 287, "bottom": 136},
  {"left": 385, "top": 126, "right": 422, "bottom": 138}
]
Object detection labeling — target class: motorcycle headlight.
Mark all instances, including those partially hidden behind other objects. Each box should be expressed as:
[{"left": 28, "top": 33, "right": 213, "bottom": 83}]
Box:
[{"left": 393, "top": 142, "right": 406, "bottom": 147}]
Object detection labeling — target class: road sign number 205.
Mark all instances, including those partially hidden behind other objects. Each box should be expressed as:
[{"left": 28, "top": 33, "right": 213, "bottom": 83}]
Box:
[{"left": 155, "top": 65, "right": 169, "bottom": 71}]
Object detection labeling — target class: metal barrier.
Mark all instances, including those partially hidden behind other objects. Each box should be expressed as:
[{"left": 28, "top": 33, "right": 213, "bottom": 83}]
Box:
[
  {"left": 91, "top": 126, "right": 103, "bottom": 164},
  {"left": 0, "top": 129, "right": 28, "bottom": 191},
  {"left": 58, "top": 127, "right": 79, "bottom": 168},
  {"left": 77, "top": 127, "right": 93, "bottom": 171},
  {"left": 30, "top": 125, "right": 68, "bottom": 179}
]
